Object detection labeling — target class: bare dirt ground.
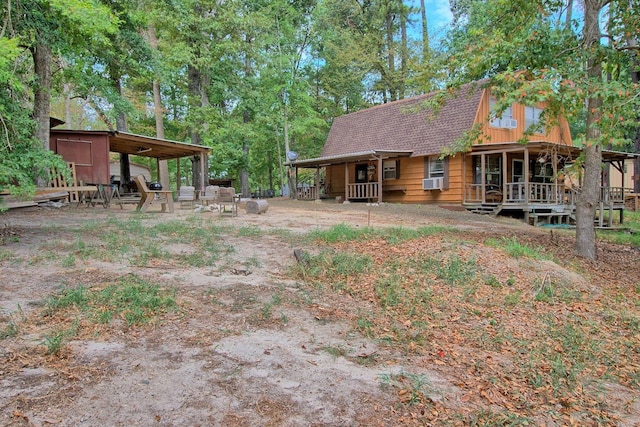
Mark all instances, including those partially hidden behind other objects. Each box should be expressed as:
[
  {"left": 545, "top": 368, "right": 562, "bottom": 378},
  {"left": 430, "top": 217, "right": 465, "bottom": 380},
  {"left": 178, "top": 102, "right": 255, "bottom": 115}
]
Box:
[{"left": 0, "top": 199, "right": 638, "bottom": 426}]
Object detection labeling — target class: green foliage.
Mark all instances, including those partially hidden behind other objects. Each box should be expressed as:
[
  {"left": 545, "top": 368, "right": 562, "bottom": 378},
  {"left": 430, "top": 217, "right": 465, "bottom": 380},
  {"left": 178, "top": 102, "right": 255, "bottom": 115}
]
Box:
[{"left": 0, "top": 0, "right": 118, "bottom": 197}]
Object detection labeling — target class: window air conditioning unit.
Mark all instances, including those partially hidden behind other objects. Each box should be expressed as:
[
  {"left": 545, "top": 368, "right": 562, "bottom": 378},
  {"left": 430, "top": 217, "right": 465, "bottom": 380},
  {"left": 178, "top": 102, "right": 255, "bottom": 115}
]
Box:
[
  {"left": 504, "top": 119, "right": 518, "bottom": 129},
  {"left": 422, "top": 177, "right": 443, "bottom": 190}
]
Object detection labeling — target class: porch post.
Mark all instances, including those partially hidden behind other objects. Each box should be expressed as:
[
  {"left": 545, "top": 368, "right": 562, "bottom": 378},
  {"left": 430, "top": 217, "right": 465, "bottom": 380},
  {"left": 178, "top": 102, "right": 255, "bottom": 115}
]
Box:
[
  {"left": 524, "top": 149, "right": 530, "bottom": 203},
  {"left": 177, "top": 158, "right": 181, "bottom": 190},
  {"left": 315, "top": 166, "right": 320, "bottom": 201},
  {"left": 295, "top": 167, "right": 299, "bottom": 200},
  {"left": 344, "top": 162, "right": 349, "bottom": 202},
  {"left": 480, "top": 154, "right": 486, "bottom": 203},
  {"left": 502, "top": 151, "right": 508, "bottom": 199},
  {"left": 201, "top": 155, "right": 207, "bottom": 193},
  {"left": 377, "top": 156, "right": 383, "bottom": 203},
  {"left": 462, "top": 154, "right": 467, "bottom": 203},
  {"left": 552, "top": 150, "right": 558, "bottom": 203}
]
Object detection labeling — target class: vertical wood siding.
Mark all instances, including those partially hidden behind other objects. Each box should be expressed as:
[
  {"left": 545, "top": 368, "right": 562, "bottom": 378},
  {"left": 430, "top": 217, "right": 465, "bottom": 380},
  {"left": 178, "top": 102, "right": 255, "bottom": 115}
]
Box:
[{"left": 477, "top": 89, "right": 572, "bottom": 145}]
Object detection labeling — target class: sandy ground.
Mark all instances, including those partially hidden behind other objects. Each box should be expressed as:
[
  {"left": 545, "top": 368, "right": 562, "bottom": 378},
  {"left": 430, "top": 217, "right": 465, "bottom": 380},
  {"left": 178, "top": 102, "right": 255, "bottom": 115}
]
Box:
[{"left": 0, "top": 198, "right": 626, "bottom": 426}]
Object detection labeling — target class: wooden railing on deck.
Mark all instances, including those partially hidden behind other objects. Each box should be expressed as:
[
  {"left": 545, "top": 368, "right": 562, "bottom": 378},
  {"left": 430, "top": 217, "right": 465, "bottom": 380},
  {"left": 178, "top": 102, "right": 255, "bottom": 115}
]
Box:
[
  {"left": 465, "top": 184, "right": 483, "bottom": 203},
  {"left": 601, "top": 186, "right": 626, "bottom": 204},
  {"left": 466, "top": 182, "right": 625, "bottom": 206},
  {"left": 347, "top": 183, "right": 379, "bottom": 199},
  {"left": 525, "top": 183, "right": 563, "bottom": 204},
  {"left": 297, "top": 186, "right": 318, "bottom": 200}
]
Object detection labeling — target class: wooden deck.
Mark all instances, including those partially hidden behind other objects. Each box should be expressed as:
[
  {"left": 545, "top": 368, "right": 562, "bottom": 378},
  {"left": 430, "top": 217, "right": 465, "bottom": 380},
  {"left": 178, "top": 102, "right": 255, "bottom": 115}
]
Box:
[{"left": 464, "top": 183, "right": 627, "bottom": 227}]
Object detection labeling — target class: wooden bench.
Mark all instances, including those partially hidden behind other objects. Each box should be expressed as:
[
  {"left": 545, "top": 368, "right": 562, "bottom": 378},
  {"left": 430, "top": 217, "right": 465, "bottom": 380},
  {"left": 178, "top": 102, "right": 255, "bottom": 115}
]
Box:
[{"left": 133, "top": 175, "right": 174, "bottom": 213}]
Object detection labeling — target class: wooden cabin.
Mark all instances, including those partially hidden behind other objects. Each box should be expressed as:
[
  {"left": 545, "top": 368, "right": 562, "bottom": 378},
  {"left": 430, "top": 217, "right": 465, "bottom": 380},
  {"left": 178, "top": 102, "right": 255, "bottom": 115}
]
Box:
[{"left": 291, "top": 81, "right": 636, "bottom": 226}]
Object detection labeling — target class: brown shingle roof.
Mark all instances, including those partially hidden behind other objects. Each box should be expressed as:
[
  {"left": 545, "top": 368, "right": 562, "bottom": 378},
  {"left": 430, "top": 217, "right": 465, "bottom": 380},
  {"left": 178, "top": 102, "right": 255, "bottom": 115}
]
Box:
[{"left": 322, "top": 81, "right": 485, "bottom": 158}]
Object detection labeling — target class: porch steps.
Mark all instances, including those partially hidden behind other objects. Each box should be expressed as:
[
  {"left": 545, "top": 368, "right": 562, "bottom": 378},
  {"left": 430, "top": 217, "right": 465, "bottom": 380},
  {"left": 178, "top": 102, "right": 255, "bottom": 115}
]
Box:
[{"left": 467, "top": 205, "right": 497, "bottom": 215}]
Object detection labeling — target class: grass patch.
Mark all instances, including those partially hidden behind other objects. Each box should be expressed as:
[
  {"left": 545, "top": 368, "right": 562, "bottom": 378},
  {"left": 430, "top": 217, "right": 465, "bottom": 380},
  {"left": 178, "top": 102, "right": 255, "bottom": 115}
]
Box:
[
  {"left": 460, "top": 409, "right": 533, "bottom": 426},
  {"left": 380, "top": 370, "right": 431, "bottom": 406},
  {"left": 237, "top": 225, "right": 263, "bottom": 237},
  {"left": 0, "top": 248, "right": 16, "bottom": 261},
  {"left": 43, "top": 321, "right": 79, "bottom": 355},
  {"left": 45, "top": 274, "right": 177, "bottom": 327},
  {"left": 297, "top": 250, "right": 372, "bottom": 281},
  {"left": 0, "top": 320, "right": 18, "bottom": 339},
  {"left": 307, "top": 223, "right": 377, "bottom": 243},
  {"left": 323, "top": 344, "right": 348, "bottom": 359},
  {"left": 46, "top": 216, "right": 234, "bottom": 268},
  {"left": 380, "top": 226, "right": 449, "bottom": 244},
  {"left": 307, "top": 223, "right": 452, "bottom": 245},
  {"left": 486, "top": 236, "right": 548, "bottom": 259},
  {"left": 597, "top": 210, "right": 640, "bottom": 246},
  {"left": 432, "top": 254, "right": 477, "bottom": 287},
  {"left": 533, "top": 274, "right": 582, "bottom": 304}
]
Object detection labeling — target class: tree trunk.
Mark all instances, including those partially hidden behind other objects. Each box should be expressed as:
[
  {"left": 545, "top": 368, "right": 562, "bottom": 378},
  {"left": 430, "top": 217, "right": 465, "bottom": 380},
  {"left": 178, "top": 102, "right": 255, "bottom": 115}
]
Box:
[
  {"left": 241, "top": 110, "right": 250, "bottom": 198},
  {"left": 565, "top": 0, "right": 574, "bottom": 25},
  {"left": 148, "top": 24, "right": 170, "bottom": 189},
  {"left": 575, "top": 0, "right": 605, "bottom": 260},
  {"left": 399, "top": 5, "right": 407, "bottom": 100},
  {"left": 32, "top": 42, "right": 52, "bottom": 152},
  {"left": 187, "top": 64, "right": 205, "bottom": 190},
  {"left": 64, "top": 83, "right": 72, "bottom": 129},
  {"left": 386, "top": 5, "right": 396, "bottom": 101},
  {"left": 154, "top": 77, "right": 170, "bottom": 189},
  {"left": 629, "top": 39, "right": 640, "bottom": 193},
  {"left": 240, "top": 36, "right": 252, "bottom": 198},
  {"left": 111, "top": 74, "right": 131, "bottom": 188},
  {"left": 420, "top": 0, "right": 429, "bottom": 58}
]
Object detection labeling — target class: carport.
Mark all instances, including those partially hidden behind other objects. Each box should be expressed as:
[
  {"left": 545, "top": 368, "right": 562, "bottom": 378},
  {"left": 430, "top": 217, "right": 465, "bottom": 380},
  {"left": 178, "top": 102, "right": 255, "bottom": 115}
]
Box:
[{"left": 50, "top": 129, "right": 210, "bottom": 191}]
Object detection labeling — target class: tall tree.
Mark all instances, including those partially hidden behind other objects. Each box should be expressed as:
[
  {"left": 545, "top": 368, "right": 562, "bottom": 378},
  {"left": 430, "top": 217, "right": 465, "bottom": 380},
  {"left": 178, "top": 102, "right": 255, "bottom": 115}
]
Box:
[{"left": 0, "top": 0, "right": 116, "bottom": 194}]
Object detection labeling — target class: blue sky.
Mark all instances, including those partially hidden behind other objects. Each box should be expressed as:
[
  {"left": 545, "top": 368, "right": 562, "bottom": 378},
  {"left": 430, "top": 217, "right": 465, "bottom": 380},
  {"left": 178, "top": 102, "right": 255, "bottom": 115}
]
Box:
[{"left": 407, "top": 0, "right": 453, "bottom": 43}]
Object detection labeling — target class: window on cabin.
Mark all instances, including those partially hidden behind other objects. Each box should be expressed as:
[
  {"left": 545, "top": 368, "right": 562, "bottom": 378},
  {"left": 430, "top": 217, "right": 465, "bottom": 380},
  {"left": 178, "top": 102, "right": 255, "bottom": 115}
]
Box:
[
  {"left": 525, "top": 106, "right": 545, "bottom": 134},
  {"left": 428, "top": 157, "right": 445, "bottom": 178},
  {"left": 489, "top": 97, "right": 516, "bottom": 129},
  {"left": 383, "top": 160, "right": 398, "bottom": 180}
]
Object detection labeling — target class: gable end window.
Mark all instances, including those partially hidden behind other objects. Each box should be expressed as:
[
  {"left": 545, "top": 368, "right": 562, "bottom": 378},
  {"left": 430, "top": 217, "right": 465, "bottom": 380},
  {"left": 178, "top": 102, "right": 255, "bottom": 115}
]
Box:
[
  {"left": 525, "top": 106, "right": 545, "bottom": 134},
  {"left": 383, "top": 160, "right": 399, "bottom": 180},
  {"left": 489, "top": 97, "right": 517, "bottom": 129}
]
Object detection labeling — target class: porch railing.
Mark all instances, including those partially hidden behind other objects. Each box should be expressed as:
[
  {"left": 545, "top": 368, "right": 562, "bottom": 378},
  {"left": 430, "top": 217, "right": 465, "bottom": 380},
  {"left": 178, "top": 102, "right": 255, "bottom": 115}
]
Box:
[
  {"left": 297, "top": 186, "right": 318, "bottom": 200},
  {"left": 347, "top": 183, "right": 379, "bottom": 200},
  {"left": 465, "top": 183, "right": 625, "bottom": 206},
  {"left": 601, "top": 186, "right": 626, "bottom": 204}
]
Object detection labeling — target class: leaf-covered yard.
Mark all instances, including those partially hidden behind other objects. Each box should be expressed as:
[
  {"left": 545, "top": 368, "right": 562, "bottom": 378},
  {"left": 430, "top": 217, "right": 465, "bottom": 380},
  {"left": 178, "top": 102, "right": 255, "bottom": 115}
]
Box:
[
  {"left": 0, "top": 200, "right": 639, "bottom": 426},
  {"left": 295, "top": 225, "right": 640, "bottom": 425}
]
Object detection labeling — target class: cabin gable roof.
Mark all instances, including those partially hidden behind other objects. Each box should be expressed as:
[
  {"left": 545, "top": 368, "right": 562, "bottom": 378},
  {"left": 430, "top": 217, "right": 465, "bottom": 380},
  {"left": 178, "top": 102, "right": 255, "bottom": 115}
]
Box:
[{"left": 322, "top": 81, "right": 485, "bottom": 159}]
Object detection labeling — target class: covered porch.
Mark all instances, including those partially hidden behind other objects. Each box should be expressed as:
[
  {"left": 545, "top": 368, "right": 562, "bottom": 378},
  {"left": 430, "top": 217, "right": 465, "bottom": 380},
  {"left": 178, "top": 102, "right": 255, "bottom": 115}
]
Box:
[
  {"left": 463, "top": 142, "right": 635, "bottom": 226},
  {"left": 290, "top": 150, "right": 412, "bottom": 202}
]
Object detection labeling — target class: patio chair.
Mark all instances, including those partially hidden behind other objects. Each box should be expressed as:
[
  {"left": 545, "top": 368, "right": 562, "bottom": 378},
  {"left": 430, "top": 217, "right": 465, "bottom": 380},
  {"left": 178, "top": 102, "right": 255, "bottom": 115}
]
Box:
[
  {"left": 133, "top": 175, "right": 174, "bottom": 213},
  {"left": 177, "top": 185, "right": 196, "bottom": 209},
  {"left": 218, "top": 187, "right": 238, "bottom": 217},
  {"left": 200, "top": 185, "right": 220, "bottom": 206}
]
